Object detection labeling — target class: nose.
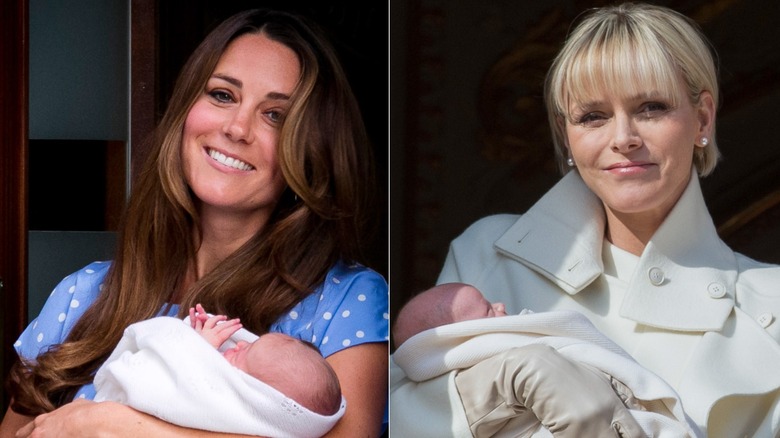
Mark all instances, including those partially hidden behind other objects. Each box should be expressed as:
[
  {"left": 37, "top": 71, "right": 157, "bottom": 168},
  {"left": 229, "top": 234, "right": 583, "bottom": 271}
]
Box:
[
  {"left": 223, "top": 107, "right": 255, "bottom": 144},
  {"left": 610, "top": 113, "right": 641, "bottom": 153}
]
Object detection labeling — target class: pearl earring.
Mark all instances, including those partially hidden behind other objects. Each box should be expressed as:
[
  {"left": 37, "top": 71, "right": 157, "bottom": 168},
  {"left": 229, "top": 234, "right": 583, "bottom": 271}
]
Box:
[
  {"left": 566, "top": 157, "right": 575, "bottom": 167},
  {"left": 701, "top": 137, "right": 709, "bottom": 146}
]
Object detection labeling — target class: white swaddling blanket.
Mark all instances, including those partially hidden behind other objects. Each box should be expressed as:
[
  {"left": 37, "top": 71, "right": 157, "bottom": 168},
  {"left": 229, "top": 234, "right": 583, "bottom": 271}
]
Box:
[
  {"left": 94, "top": 316, "right": 345, "bottom": 438},
  {"left": 391, "top": 310, "right": 702, "bottom": 438}
]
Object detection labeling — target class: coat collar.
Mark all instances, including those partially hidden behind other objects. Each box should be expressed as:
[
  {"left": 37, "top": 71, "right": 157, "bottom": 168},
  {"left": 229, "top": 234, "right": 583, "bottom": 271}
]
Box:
[{"left": 494, "top": 170, "right": 736, "bottom": 332}]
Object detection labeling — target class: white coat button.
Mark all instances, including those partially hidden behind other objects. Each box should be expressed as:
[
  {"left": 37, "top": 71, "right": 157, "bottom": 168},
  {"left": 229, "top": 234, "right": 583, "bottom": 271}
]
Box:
[
  {"left": 707, "top": 282, "right": 726, "bottom": 298},
  {"left": 757, "top": 313, "right": 773, "bottom": 328},
  {"left": 648, "top": 267, "right": 664, "bottom": 286}
]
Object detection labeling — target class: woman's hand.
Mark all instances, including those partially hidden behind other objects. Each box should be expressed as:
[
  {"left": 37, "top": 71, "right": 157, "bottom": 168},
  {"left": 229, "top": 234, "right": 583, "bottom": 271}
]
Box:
[
  {"left": 15, "top": 399, "right": 109, "bottom": 438},
  {"left": 12, "top": 400, "right": 256, "bottom": 438},
  {"left": 455, "top": 344, "right": 644, "bottom": 437}
]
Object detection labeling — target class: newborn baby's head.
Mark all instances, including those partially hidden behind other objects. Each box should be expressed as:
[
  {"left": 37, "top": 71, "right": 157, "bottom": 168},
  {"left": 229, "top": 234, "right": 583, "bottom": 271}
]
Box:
[
  {"left": 392, "top": 282, "right": 507, "bottom": 348},
  {"left": 223, "top": 332, "right": 342, "bottom": 415}
]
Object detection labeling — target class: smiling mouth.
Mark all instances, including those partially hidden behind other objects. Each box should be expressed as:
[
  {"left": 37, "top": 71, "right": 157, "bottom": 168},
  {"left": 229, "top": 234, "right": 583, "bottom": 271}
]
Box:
[
  {"left": 605, "top": 162, "right": 653, "bottom": 171},
  {"left": 207, "top": 148, "right": 255, "bottom": 171}
]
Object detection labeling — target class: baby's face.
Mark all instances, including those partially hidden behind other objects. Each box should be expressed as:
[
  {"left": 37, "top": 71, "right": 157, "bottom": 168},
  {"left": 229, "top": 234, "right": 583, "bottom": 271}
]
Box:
[{"left": 452, "top": 285, "right": 507, "bottom": 322}]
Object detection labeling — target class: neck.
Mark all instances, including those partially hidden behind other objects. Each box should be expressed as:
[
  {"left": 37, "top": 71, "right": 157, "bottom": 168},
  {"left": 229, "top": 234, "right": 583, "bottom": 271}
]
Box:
[
  {"left": 603, "top": 207, "right": 665, "bottom": 256},
  {"left": 193, "top": 205, "right": 269, "bottom": 279}
]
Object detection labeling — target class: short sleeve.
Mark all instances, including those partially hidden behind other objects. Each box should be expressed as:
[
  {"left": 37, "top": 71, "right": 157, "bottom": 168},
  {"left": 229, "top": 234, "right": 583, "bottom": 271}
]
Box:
[
  {"left": 13, "top": 261, "right": 111, "bottom": 400},
  {"left": 270, "top": 261, "right": 389, "bottom": 358},
  {"left": 14, "top": 261, "right": 111, "bottom": 362}
]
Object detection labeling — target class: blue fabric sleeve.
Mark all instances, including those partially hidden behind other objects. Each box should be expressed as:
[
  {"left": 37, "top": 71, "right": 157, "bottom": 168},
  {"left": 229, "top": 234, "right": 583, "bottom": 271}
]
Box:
[
  {"left": 270, "top": 260, "right": 389, "bottom": 358},
  {"left": 14, "top": 261, "right": 111, "bottom": 362}
]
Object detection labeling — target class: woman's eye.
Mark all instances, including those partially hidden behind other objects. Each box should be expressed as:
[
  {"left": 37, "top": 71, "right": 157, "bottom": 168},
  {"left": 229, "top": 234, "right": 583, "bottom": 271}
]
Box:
[
  {"left": 574, "top": 112, "right": 607, "bottom": 126},
  {"left": 265, "top": 110, "right": 284, "bottom": 124},
  {"left": 208, "top": 90, "right": 234, "bottom": 103},
  {"left": 639, "top": 101, "right": 669, "bottom": 116}
]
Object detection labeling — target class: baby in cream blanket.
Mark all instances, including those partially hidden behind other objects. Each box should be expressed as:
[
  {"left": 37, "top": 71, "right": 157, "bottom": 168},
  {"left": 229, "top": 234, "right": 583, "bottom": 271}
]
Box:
[{"left": 391, "top": 283, "right": 702, "bottom": 437}]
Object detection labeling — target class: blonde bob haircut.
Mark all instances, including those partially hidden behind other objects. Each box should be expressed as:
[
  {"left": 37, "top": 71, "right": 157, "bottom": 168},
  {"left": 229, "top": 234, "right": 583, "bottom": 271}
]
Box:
[{"left": 545, "top": 2, "right": 720, "bottom": 176}]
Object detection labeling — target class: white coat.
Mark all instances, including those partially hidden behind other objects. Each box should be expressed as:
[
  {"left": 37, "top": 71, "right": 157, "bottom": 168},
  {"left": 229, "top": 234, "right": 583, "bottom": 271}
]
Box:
[{"left": 391, "top": 170, "right": 780, "bottom": 438}]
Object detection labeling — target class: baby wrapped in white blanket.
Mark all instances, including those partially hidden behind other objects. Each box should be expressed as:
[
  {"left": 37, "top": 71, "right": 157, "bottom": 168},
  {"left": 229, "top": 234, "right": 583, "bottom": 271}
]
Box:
[{"left": 94, "top": 312, "right": 345, "bottom": 438}]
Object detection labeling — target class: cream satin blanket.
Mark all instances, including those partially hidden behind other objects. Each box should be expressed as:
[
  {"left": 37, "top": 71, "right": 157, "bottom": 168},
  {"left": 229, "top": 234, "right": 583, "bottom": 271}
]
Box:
[
  {"left": 390, "top": 310, "right": 701, "bottom": 438},
  {"left": 94, "top": 317, "right": 345, "bottom": 438}
]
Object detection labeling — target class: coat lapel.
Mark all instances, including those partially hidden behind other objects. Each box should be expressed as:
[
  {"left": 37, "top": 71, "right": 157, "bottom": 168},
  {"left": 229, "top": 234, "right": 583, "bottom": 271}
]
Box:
[{"left": 494, "top": 171, "right": 605, "bottom": 294}]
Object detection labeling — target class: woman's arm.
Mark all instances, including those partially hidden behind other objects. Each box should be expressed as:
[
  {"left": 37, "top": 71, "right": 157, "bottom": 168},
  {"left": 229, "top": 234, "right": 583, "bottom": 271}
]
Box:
[
  {"left": 5, "top": 400, "right": 265, "bottom": 438},
  {"left": 0, "top": 406, "right": 32, "bottom": 438},
  {"left": 324, "top": 342, "right": 388, "bottom": 438}
]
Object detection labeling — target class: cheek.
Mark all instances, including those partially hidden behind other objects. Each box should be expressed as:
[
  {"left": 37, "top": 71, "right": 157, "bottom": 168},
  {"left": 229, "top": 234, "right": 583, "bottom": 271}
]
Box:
[
  {"left": 564, "top": 126, "right": 589, "bottom": 157},
  {"left": 183, "top": 100, "right": 219, "bottom": 141}
]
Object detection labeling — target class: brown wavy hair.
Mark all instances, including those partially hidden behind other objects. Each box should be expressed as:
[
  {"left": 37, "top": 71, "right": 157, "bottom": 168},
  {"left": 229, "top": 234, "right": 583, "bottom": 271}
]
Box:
[{"left": 8, "top": 8, "right": 376, "bottom": 415}]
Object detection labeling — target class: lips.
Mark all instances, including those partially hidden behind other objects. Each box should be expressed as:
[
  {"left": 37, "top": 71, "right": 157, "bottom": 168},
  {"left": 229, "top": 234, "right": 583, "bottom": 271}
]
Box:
[
  {"left": 207, "top": 148, "right": 255, "bottom": 171},
  {"left": 605, "top": 161, "right": 652, "bottom": 170},
  {"left": 602, "top": 161, "right": 657, "bottom": 177}
]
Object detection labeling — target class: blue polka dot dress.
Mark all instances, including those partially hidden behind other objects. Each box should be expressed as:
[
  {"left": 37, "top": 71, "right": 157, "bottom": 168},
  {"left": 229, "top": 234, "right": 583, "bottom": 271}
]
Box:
[{"left": 14, "top": 259, "right": 389, "bottom": 402}]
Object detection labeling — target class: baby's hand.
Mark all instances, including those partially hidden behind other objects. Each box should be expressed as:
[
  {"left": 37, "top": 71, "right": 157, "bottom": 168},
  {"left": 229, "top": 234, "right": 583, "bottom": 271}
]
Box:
[{"left": 189, "top": 303, "right": 242, "bottom": 349}]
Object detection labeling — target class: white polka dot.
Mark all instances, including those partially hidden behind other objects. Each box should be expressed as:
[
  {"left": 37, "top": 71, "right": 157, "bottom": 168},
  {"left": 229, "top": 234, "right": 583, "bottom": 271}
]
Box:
[
  {"left": 13, "top": 340, "right": 21, "bottom": 348},
  {"left": 99, "top": 283, "right": 105, "bottom": 291},
  {"left": 332, "top": 277, "right": 341, "bottom": 284},
  {"left": 322, "top": 336, "right": 329, "bottom": 344},
  {"left": 68, "top": 285, "right": 76, "bottom": 294},
  {"left": 358, "top": 294, "right": 367, "bottom": 302},
  {"left": 36, "top": 333, "right": 43, "bottom": 342},
  {"left": 78, "top": 393, "right": 86, "bottom": 399},
  {"left": 342, "top": 339, "right": 351, "bottom": 347},
  {"left": 341, "top": 310, "right": 351, "bottom": 318},
  {"left": 86, "top": 269, "right": 95, "bottom": 274},
  {"left": 312, "top": 335, "right": 317, "bottom": 343},
  {"left": 319, "top": 294, "right": 324, "bottom": 301},
  {"left": 356, "top": 331, "right": 365, "bottom": 338},
  {"left": 32, "top": 321, "right": 38, "bottom": 330},
  {"left": 70, "top": 299, "right": 80, "bottom": 308},
  {"left": 305, "top": 323, "right": 312, "bottom": 330},
  {"left": 58, "top": 313, "right": 66, "bottom": 323},
  {"left": 383, "top": 312, "right": 390, "bottom": 320},
  {"left": 289, "top": 311, "right": 299, "bottom": 320},
  {"left": 323, "top": 312, "right": 333, "bottom": 320}
]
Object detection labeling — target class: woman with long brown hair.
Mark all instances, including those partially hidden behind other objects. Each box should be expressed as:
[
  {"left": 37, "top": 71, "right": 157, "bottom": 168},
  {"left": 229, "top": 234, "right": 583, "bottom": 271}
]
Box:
[{"left": 2, "top": 8, "right": 387, "bottom": 437}]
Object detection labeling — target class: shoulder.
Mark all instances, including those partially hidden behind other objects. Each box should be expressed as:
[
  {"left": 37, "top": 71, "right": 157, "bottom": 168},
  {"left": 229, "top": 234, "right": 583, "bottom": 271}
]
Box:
[
  {"left": 453, "top": 214, "right": 521, "bottom": 245},
  {"left": 318, "top": 261, "right": 388, "bottom": 354},
  {"left": 735, "top": 253, "right": 780, "bottom": 298},
  {"left": 325, "top": 261, "right": 388, "bottom": 298},
  {"left": 272, "top": 260, "right": 388, "bottom": 357},
  {"left": 321, "top": 261, "right": 388, "bottom": 320},
  {"left": 437, "top": 214, "right": 522, "bottom": 286},
  {"left": 445, "top": 214, "right": 521, "bottom": 263},
  {"left": 15, "top": 261, "right": 113, "bottom": 359},
  {"left": 733, "top": 253, "right": 780, "bottom": 340}
]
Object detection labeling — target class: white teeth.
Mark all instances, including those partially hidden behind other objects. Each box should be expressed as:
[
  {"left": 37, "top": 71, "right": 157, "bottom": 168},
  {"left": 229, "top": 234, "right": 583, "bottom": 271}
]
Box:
[{"left": 208, "top": 149, "right": 254, "bottom": 171}]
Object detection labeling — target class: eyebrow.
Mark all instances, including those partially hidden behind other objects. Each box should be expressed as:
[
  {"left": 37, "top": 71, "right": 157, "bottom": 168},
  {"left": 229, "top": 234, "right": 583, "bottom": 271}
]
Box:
[{"left": 211, "top": 74, "right": 292, "bottom": 101}]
